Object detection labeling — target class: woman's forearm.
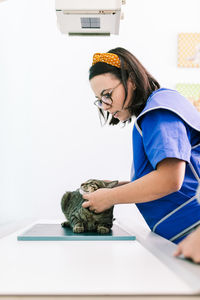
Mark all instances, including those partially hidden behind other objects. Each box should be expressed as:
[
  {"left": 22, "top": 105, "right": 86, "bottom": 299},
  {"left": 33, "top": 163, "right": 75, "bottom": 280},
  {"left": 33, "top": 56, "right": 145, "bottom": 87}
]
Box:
[
  {"left": 103, "top": 180, "right": 130, "bottom": 186},
  {"left": 110, "top": 171, "right": 174, "bottom": 204},
  {"left": 117, "top": 181, "right": 130, "bottom": 186},
  {"left": 110, "top": 159, "right": 186, "bottom": 205}
]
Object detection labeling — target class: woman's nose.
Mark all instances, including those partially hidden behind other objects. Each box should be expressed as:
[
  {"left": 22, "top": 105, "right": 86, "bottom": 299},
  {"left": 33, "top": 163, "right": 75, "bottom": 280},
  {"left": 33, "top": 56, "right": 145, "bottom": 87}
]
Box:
[{"left": 101, "top": 103, "right": 110, "bottom": 111}]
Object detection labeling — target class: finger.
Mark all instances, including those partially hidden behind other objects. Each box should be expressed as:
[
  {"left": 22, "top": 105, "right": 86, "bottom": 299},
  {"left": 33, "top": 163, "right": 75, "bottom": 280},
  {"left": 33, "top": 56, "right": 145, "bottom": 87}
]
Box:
[
  {"left": 82, "top": 194, "right": 90, "bottom": 200},
  {"left": 174, "top": 246, "right": 182, "bottom": 257},
  {"left": 82, "top": 201, "right": 91, "bottom": 208}
]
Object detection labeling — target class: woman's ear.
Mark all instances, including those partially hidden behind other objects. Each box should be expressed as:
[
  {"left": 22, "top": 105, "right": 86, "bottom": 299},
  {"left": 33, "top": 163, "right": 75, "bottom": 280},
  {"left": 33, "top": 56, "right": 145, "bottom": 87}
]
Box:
[{"left": 127, "top": 77, "right": 136, "bottom": 90}]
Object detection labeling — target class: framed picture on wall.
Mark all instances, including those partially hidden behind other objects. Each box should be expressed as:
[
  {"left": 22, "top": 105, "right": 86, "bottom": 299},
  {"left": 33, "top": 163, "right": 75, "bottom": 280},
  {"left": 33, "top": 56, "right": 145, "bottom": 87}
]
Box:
[
  {"left": 176, "top": 83, "right": 200, "bottom": 112},
  {"left": 178, "top": 33, "right": 200, "bottom": 67}
]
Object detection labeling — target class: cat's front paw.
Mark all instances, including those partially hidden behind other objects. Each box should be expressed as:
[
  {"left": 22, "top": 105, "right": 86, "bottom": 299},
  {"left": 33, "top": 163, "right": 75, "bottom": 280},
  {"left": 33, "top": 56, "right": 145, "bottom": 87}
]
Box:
[
  {"left": 61, "top": 221, "right": 70, "bottom": 227},
  {"left": 97, "top": 225, "right": 110, "bottom": 234},
  {"left": 73, "top": 223, "right": 84, "bottom": 233}
]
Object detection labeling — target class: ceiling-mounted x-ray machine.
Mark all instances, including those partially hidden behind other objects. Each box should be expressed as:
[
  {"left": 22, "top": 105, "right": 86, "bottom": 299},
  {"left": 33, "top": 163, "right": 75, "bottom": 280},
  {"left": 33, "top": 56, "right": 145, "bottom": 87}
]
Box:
[{"left": 55, "top": 0, "right": 126, "bottom": 36}]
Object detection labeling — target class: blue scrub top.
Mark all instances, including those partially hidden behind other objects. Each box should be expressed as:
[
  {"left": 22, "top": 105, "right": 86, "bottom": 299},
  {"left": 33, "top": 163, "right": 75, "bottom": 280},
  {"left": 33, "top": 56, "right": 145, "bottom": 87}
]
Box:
[{"left": 131, "top": 88, "right": 200, "bottom": 243}]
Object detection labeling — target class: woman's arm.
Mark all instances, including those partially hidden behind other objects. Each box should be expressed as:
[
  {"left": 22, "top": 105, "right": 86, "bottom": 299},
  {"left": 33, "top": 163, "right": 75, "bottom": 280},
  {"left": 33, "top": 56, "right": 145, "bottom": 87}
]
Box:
[
  {"left": 117, "top": 181, "right": 130, "bottom": 186},
  {"left": 174, "top": 226, "right": 200, "bottom": 263},
  {"left": 82, "top": 158, "right": 186, "bottom": 212},
  {"left": 103, "top": 180, "right": 130, "bottom": 186},
  {"left": 112, "top": 158, "right": 186, "bottom": 205}
]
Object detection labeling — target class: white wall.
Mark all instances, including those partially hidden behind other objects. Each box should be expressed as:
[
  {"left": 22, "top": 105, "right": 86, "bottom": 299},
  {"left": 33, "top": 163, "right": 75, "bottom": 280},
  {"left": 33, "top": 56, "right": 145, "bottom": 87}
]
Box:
[{"left": 0, "top": 0, "right": 200, "bottom": 223}]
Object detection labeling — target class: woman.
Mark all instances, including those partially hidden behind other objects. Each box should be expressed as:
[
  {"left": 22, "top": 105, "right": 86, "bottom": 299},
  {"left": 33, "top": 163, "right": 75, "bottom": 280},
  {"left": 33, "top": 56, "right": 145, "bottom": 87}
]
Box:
[{"left": 82, "top": 47, "right": 200, "bottom": 245}]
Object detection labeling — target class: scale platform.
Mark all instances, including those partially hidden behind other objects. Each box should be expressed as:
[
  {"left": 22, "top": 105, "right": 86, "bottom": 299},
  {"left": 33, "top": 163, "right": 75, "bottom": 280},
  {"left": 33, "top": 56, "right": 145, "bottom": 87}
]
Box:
[{"left": 17, "top": 223, "right": 136, "bottom": 241}]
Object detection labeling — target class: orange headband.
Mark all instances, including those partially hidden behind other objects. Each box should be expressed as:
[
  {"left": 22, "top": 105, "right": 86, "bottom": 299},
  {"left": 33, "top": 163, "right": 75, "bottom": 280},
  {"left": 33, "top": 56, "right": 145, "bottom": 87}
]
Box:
[{"left": 92, "top": 52, "right": 121, "bottom": 68}]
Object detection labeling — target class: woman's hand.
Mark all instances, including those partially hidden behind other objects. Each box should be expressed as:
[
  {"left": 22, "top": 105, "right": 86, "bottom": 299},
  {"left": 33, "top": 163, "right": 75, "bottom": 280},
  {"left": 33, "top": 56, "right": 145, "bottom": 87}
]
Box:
[
  {"left": 174, "top": 226, "right": 200, "bottom": 263},
  {"left": 82, "top": 188, "right": 114, "bottom": 213}
]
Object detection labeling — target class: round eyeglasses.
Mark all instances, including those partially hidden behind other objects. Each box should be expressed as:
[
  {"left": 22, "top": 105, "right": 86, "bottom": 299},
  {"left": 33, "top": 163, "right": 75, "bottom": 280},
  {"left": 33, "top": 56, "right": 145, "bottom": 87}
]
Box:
[{"left": 94, "top": 82, "right": 122, "bottom": 109}]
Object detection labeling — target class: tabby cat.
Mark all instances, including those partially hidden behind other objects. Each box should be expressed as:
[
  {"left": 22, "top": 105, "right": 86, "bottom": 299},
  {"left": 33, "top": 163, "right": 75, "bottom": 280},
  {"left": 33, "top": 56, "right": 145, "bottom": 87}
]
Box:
[{"left": 61, "top": 179, "right": 118, "bottom": 234}]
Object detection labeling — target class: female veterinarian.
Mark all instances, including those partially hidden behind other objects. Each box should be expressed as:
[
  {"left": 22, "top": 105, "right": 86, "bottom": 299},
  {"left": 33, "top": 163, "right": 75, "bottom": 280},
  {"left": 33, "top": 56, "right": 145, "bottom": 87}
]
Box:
[{"left": 82, "top": 47, "right": 200, "bottom": 261}]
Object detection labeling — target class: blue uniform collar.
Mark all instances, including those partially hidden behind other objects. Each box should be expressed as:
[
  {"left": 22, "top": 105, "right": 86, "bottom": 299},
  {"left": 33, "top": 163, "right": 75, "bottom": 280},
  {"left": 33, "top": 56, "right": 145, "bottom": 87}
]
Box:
[{"left": 136, "top": 88, "right": 200, "bottom": 134}]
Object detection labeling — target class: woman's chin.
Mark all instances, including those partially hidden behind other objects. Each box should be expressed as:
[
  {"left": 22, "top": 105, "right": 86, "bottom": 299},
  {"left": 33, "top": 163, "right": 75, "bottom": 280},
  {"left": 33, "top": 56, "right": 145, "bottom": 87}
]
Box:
[
  {"left": 113, "top": 111, "right": 131, "bottom": 122},
  {"left": 118, "top": 115, "right": 131, "bottom": 122}
]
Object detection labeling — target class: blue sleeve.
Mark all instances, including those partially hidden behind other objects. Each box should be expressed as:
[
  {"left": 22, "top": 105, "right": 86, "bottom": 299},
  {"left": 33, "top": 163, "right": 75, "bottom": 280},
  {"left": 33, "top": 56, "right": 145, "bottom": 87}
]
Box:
[{"left": 140, "top": 109, "right": 191, "bottom": 169}]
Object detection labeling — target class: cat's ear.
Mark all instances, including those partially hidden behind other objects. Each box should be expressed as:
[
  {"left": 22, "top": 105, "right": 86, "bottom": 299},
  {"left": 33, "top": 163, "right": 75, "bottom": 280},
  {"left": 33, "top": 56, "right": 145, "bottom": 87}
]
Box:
[{"left": 106, "top": 181, "right": 119, "bottom": 188}]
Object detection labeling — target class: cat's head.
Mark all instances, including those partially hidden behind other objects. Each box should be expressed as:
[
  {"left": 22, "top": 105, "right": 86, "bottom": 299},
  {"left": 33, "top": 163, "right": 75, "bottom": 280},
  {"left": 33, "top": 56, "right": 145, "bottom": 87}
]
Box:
[
  {"left": 80, "top": 179, "right": 118, "bottom": 193},
  {"left": 61, "top": 192, "right": 71, "bottom": 213}
]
